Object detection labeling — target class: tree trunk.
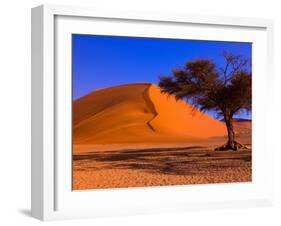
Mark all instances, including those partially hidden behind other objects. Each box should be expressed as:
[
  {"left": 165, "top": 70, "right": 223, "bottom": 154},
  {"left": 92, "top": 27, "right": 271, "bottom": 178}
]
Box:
[
  {"left": 225, "top": 116, "right": 236, "bottom": 150},
  {"left": 214, "top": 114, "right": 246, "bottom": 151}
]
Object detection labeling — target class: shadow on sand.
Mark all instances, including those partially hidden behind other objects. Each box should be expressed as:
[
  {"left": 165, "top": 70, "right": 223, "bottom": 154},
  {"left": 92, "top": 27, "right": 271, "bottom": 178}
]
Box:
[{"left": 73, "top": 146, "right": 252, "bottom": 176}]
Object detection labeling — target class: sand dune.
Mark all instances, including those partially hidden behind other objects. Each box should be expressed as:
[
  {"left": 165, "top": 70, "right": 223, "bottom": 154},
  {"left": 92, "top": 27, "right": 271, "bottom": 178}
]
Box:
[
  {"left": 148, "top": 85, "right": 226, "bottom": 138},
  {"left": 73, "top": 83, "right": 226, "bottom": 148}
]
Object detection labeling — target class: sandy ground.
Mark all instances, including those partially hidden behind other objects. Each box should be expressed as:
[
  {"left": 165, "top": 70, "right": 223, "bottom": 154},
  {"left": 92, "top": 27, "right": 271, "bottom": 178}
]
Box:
[{"left": 73, "top": 146, "right": 251, "bottom": 190}]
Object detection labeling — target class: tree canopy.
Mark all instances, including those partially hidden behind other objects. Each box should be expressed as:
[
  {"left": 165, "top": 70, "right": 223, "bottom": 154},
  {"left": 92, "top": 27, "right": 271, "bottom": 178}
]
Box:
[{"left": 159, "top": 52, "right": 251, "bottom": 150}]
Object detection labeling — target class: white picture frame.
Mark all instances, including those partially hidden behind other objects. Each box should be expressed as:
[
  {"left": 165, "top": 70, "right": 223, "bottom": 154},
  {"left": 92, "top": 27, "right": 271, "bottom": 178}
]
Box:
[{"left": 31, "top": 4, "right": 274, "bottom": 221}]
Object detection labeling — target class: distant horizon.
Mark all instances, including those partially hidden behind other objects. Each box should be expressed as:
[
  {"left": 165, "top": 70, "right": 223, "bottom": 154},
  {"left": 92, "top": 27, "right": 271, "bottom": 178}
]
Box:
[{"left": 72, "top": 34, "right": 252, "bottom": 120}]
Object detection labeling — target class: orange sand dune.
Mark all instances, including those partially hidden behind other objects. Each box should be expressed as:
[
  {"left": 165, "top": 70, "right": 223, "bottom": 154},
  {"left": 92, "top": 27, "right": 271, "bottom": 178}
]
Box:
[{"left": 73, "top": 83, "right": 226, "bottom": 147}]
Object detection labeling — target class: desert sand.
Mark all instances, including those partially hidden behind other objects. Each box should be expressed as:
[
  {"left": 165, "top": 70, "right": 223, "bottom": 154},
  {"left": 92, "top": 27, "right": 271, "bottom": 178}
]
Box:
[{"left": 73, "top": 83, "right": 251, "bottom": 190}]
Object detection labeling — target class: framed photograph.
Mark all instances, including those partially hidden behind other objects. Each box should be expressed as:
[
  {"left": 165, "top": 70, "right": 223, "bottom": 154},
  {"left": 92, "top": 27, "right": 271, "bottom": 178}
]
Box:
[{"left": 31, "top": 4, "right": 274, "bottom": 221}]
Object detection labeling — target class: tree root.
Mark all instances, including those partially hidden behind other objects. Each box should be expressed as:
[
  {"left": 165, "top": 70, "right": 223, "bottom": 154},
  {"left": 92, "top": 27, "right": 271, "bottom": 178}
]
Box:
[{"left": 214, "top": 141, "right": 248, "bottom": 151}]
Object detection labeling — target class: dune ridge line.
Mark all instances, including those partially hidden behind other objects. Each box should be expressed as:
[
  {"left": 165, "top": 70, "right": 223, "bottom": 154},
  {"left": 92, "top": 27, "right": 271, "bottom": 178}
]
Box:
[{"left": 142, "top": 84, "right": 159, "bottom": 132}]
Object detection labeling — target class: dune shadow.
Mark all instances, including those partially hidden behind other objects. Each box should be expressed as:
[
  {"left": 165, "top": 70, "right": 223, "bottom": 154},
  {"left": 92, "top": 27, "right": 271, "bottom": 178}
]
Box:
[{"left": 73, "top": 146, "right": 252, "bottom": 176}]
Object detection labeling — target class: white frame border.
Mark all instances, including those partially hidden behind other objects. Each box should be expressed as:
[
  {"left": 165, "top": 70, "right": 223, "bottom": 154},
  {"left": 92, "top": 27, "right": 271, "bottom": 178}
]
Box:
[{"left": 31, "top": 4, "right": 274, "bottom": 221}]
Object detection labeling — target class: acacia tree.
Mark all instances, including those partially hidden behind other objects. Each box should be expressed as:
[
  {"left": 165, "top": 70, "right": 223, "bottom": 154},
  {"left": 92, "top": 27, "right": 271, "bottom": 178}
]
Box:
[{"left": 159, "top": 52, "right": 251, "bottom": 151}]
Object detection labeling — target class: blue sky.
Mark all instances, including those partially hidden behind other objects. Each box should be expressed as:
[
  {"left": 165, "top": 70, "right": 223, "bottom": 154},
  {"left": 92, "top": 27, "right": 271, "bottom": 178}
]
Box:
[{"left": 72, "top": 34, "right": 252, "bottom": 119}]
